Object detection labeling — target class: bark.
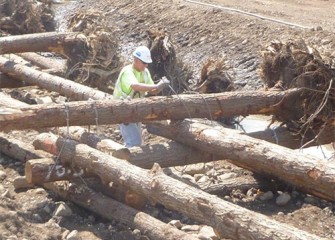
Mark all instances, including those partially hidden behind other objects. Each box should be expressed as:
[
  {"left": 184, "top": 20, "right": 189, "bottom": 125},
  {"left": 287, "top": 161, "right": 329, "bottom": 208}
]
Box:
[
  {"left": 33, "top": 133, "right": 324, "bottom": 240},
  {"left": 146, "top": 120, "right": 335, "bottom": 201},
  {"left": 0, "top": 88, "right": 301, "bottom": 131},
  {"left": 25, "top": 158, "right": 94, "bottom": 184},
  {"left": 56, "top": 126, "right": 124, "bottom": 153},
  {"left": 57, "top": 127, "right": 269, "bottom": 196},
  {"left": 17, "top": 52, "right": 66, "bottom": 76},
  {"left": 0, "top": 32, "right": 86, "bottom": 55},
  {"left": 113, "top": 141, "right": 217, "bottom": 169},
  {"left": 0, "top": 56, "right": 111, "bottom": 101},
  {"left": 44, "top": 181, "right": 199, "bottom": 240},
  {"left": 0, "top": 132, "right": 51, "bottom": 162},
  {"left": 0, "top": 72, "right": 28, "bottom": 88}
]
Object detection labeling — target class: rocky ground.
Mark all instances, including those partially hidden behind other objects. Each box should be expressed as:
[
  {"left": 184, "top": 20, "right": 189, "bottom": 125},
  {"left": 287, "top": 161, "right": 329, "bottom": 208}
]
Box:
[{"left": 0, "top": 0, "right": 335, "bottom": 239}]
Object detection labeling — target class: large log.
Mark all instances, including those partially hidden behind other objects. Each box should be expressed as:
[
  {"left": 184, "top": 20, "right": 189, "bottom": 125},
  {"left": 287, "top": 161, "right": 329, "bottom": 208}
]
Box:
[
  {"left": 57, "top": 127, "right": 270, "bottom": 196},
  {"left": 44, "top": 181, "right": 199, "bottom": 240},
  {"left": 0, "top": 56, "right": 111, "bottom": 101},
  {"left": 33, "top": 133, "right": 324, "bottom": 240},
  {"left": 0, "top": 89, "right": 301, "bottom": 131},
  {"left": 146, "top": 120, "right": 335, "bottom": 201},
  {"left": 0, "top": 32, "right": 86, "bottom": 55}
]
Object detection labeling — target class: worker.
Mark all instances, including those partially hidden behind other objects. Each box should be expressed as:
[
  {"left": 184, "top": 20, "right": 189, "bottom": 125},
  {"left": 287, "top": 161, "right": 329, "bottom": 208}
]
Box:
[{"left": 113, "top": 45, "right": 170, "bottom": 147}]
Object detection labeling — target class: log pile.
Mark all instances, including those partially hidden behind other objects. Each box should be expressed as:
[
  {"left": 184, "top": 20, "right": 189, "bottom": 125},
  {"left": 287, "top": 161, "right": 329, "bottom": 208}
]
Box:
[{"left": 0, "top": 20, "right": 334, "bottom": 240}]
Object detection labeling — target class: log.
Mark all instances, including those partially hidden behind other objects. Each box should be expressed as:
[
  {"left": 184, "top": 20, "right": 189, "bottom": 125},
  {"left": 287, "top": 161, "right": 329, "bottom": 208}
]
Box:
[
  {"left": 0, "top": 56, "right": 111, "bottom": 101},
  {"left": 56, "top": 126, "right": 217, "bottom": 168},
  {"left": 33, "top": 133, "right": 324, "bottom": 240},
  {"left": 0, "top": 72, "right": 28, "bottom": 88},
  {"left": 0, "top": 132, "right": 52, "bottom": 162},
  {"left": 25, "top": 158, "right": 94, "bottom": 184},
  {"left": 44, "top": 181, "right": 199, "bottom": 240},
  {"left": 113, "top": 141, "right": 217, "bottom": 169},
  {"left": 17, "top": 52, "right": 66, "bottom": 76},
  {"left": 57, "top": 127, "right": 270, "bottom": 196},
  {"left": 0, "top": 88, "right": 302, "bottom": 131},
  {"left": 146, "top": 120, "right": 335, "bottom": 201},
  {"left": 0, "top": 32, "right": 86, "bottom": 55},
  {"left": 56, "top": 126, "right": 124, "bottom": 152}
]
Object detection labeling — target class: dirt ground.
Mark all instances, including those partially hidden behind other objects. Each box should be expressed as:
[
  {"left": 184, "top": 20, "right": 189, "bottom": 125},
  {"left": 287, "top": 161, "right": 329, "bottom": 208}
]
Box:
[{"left": 0, "top": 0, "right": 335, "bottom": 239}]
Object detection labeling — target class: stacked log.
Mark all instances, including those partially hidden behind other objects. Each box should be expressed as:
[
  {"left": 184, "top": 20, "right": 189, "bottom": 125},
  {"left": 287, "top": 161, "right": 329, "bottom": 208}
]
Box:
[
  {"left": 0, "top": 31, "right": 334, "bottom": 240},
  {"left": 33, "top": 133, "right": 323, "bottom": 240}
]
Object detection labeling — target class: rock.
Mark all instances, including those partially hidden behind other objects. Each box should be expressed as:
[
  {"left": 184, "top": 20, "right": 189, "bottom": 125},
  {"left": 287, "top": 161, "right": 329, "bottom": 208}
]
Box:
[
  {"left": 66, "top": 230, "right": 79, "bottom": 240},
  {"left": 217, "top": 172, "right": 237, "bottom": 181},
  {"left": 276, "top": 192, "right": 291, "bottom": 206},
  {"left": 0, "top": 170, "right": 7, "bottom": 181},
  {"left": 35, "top": 188, "right": 47, "bottom": 194},
  {"left": 259, "top": 191, "right": 274, "bottom": 201},
  {"left": 168, "top": 220, "right": 182, "bottom": 229},
  {"left": 277, "top": 212, "right": 285, "bottom": 216},
  {"left": 13, "top": 176, "right": 35, "bottom": 190},
  {"left": 194, "top": 174, "right": 204, "bottom": 182},
  {"left": 197, "top": 175, "right": 209, "bottom": 183},
  {"left": 181, "top": 225, "right": 200, "bottom": 232},
  {"left": 198, "top": 226, "right": 218, "bottom": 240},
  {"left": 183, "top": 163, "right": 208, "bottom": 175},
  {"left": 35, "top": 96, "right": 54, "bottom": 104},
  {"left": 53, "top": 202, "right": 72, "bottom": 217}
]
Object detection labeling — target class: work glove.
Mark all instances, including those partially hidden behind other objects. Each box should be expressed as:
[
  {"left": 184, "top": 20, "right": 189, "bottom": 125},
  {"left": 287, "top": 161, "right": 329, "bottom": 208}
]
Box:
[{"left": 156, "top": 77, "right": 170, "bottom": 90}]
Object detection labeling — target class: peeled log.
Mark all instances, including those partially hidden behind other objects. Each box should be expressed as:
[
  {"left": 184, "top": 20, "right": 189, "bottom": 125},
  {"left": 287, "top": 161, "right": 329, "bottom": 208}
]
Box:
[
  {"left": 0, "top": 89, "right": 301, "bottom": 131},
  {"left": 0, "top": 57, "right": 110, "bottom": 101},
  {"left": 33, "top": 133, "right": 324, "bottom": 240},
  {"left": 44, "top": 181, "right": 199, "bottom": 240},
  {"left": 0, "top": 32, "right": 86, "bottom": 55},
  {"left": 146, "top": 120, "right": 335, "bottom": 201}
]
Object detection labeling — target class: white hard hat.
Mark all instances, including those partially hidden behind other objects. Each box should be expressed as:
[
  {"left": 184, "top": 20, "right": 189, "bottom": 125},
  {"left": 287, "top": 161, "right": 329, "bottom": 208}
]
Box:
[{"left": 133, "top": 46, "right": 152, "bottom": 63}]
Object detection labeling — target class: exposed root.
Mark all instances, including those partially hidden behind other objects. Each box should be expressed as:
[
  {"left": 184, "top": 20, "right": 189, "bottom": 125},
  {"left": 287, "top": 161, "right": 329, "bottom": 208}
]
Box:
[{"left": 259, "top": 39, "right": 335, "bottom": 146}]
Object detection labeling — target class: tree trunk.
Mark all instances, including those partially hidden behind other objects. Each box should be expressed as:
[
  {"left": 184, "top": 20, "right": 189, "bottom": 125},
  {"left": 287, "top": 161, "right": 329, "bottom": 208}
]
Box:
[
  {"left": 0, "top": 89, "right": 301, "bottom": 131},
  {"left": 33, "top": 133, "right": 324, "bottom": 240},
  {"left": 44, "top": 181, "right": 199, "bottom": 240},
  {"left": 56, "top": 126, "right": 124, "bottom": 153},
  {"left": 0, "top": 56, "right": 111, "bottom": 101},
  {"left": 17, "top": 52, "right": 66, "bottom": 76},
  {"left": 0, "top": 32, "right": 86, "bottom": 55},
  {"left": 113, "top": 141, "right": 217, "bottom": 169},
  {"left": 25, "top": 158, "right": 94, "bottom": 184},
  {"left": 0, "top": 132, "right": 52, "bottom": 162},
  {"left": 0, "top": 72, "right": 28, "bottom": 88},
  {"left": 146, "top": 120, "right": 335, "bottom": 201}
]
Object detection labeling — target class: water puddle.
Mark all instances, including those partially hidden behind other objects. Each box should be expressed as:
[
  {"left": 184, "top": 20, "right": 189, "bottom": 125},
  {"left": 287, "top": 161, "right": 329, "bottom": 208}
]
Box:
[{"left": 235, "top": 115, "right": 334, "bottom": 161}]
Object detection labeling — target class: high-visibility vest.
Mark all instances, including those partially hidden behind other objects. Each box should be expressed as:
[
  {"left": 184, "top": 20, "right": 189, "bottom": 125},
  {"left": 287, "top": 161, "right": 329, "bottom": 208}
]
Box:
[{"left": 113, "top": 65, "right": 153, "bottom": 99}]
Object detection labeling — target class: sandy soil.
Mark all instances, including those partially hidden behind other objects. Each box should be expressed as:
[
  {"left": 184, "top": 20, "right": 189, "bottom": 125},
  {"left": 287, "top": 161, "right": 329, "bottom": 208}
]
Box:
[{"left": 0, "top": 0, "right": 335, "bottom": 239}]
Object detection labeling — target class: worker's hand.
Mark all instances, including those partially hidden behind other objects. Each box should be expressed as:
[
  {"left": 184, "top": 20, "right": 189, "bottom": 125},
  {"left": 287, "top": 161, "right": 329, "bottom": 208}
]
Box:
[{"left": 156, "top": 77, "right": 170, "bottom": 90}]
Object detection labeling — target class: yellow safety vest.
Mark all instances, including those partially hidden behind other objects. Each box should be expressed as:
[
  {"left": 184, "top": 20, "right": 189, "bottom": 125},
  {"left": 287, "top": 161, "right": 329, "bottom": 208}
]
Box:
[{"left": 113, "top": 65, "right": 154, "bottom": 99}]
